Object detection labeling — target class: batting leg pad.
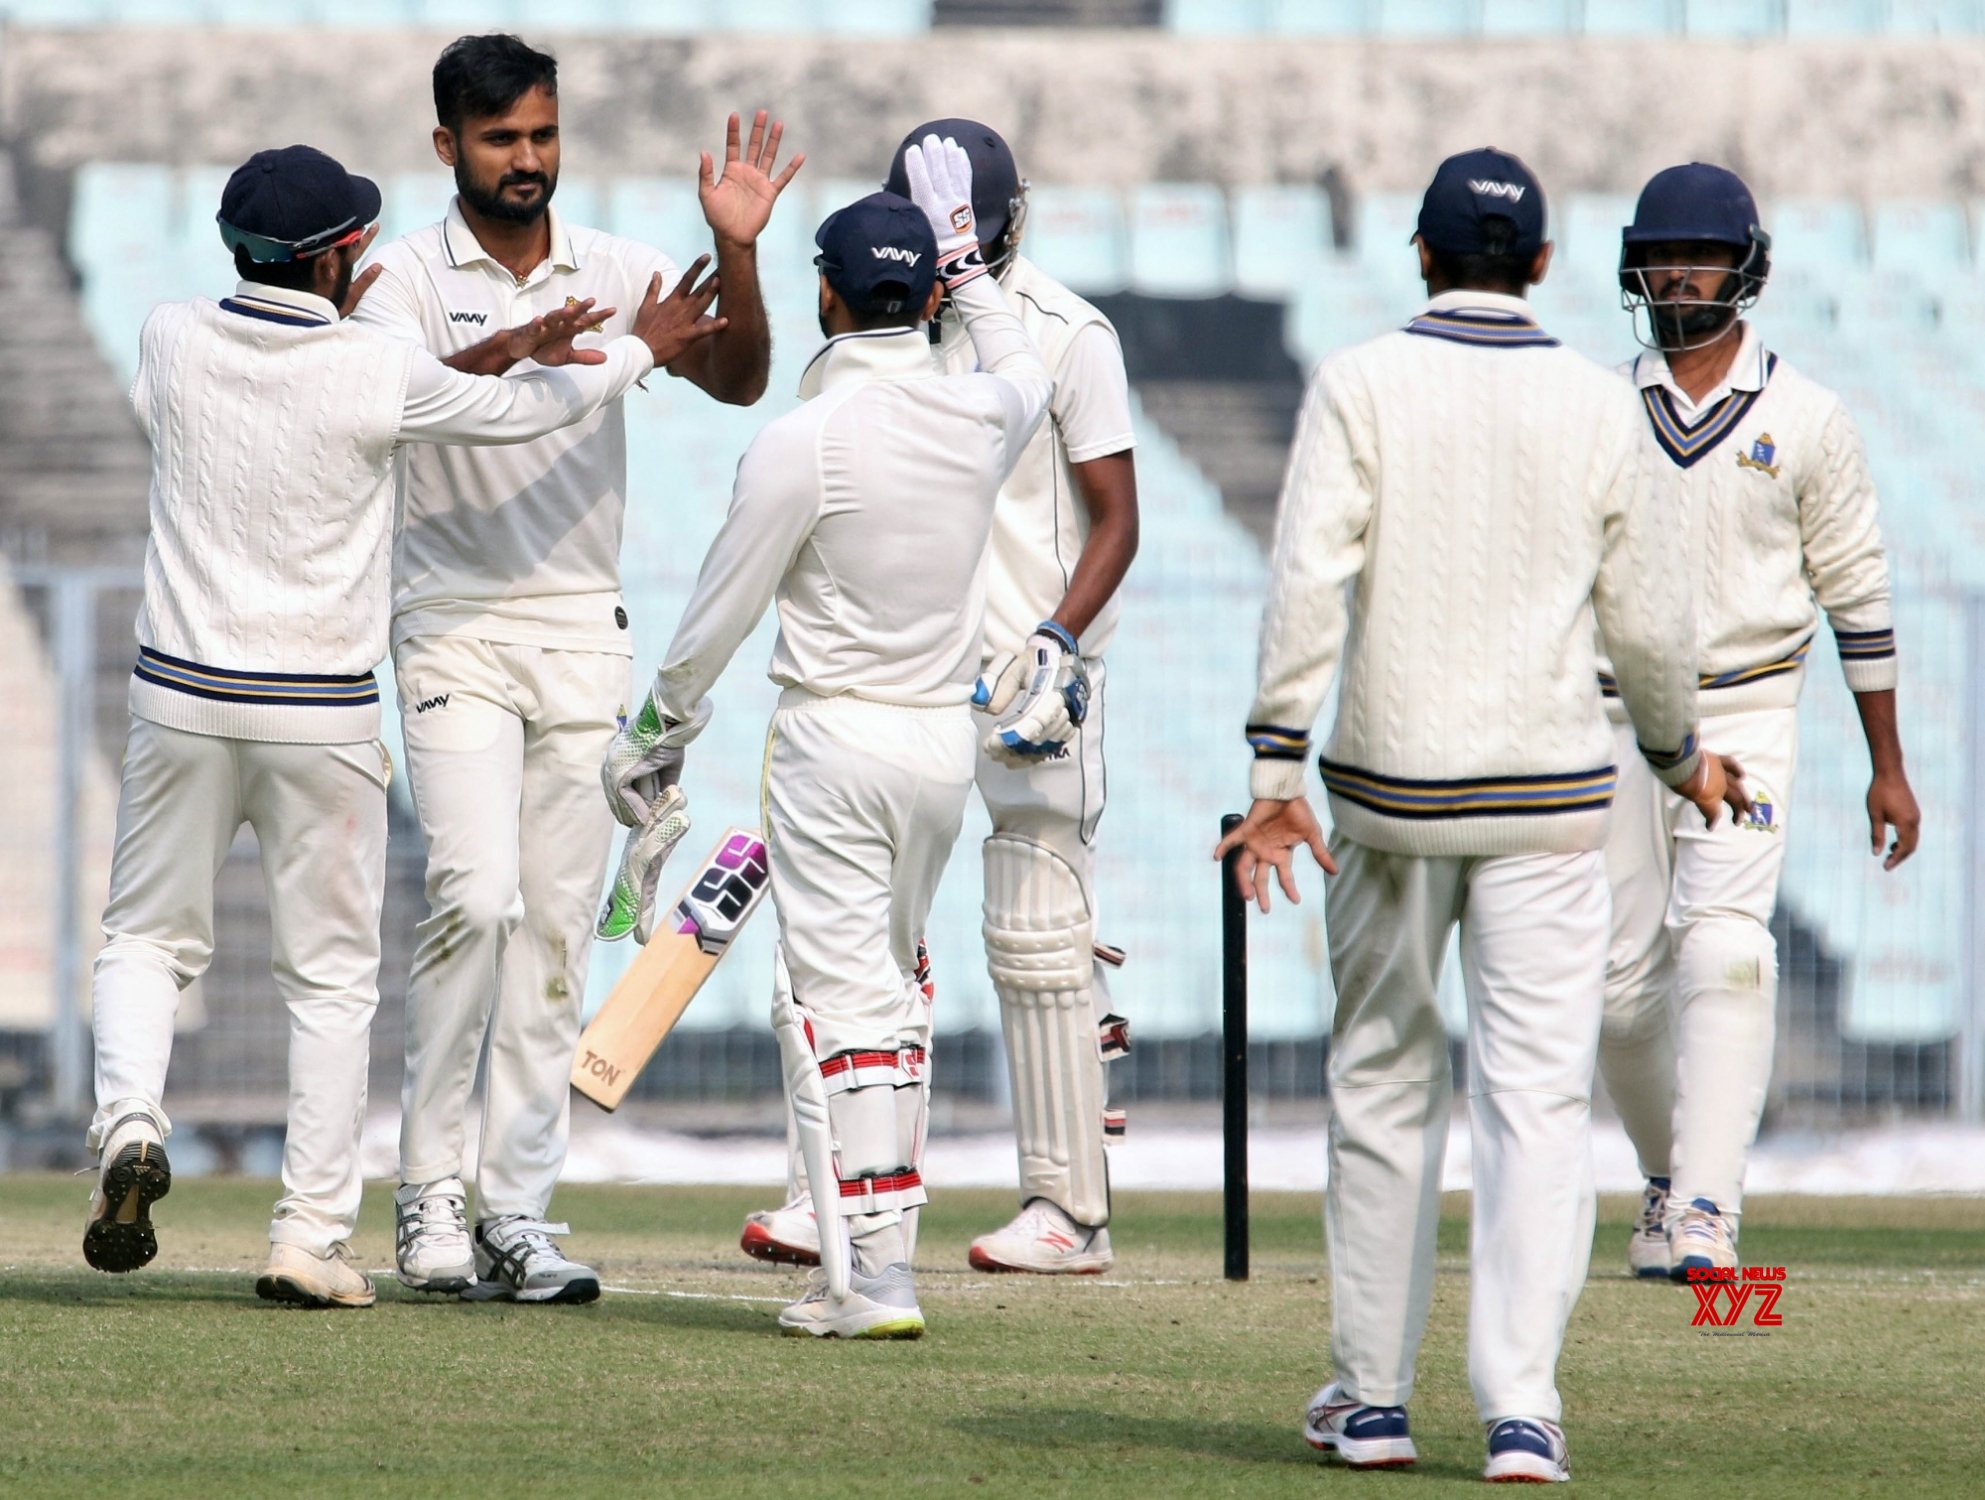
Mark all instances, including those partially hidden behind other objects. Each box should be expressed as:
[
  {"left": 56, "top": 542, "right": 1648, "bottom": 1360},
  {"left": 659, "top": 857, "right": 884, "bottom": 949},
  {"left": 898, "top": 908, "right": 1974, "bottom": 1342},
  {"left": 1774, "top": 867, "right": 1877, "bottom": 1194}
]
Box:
[{"left": 983, "top": 834, "right": 1111, "bottom": 1226}]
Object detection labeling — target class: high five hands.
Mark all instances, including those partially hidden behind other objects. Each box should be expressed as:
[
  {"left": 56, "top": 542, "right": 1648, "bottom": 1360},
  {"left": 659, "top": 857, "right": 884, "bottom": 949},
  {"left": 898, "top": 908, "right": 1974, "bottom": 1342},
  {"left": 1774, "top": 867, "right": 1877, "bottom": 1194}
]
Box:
[{"left": 699, "top": 109, "right": 805, "bottom": 249}]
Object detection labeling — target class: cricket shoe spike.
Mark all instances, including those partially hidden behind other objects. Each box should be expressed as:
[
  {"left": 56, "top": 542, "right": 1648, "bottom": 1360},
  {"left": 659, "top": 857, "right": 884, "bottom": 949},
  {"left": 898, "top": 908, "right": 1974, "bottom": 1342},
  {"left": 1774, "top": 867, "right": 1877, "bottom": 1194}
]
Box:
[
  {"left": 1627, "top": 1175, "right": 1673, "bottom": 1279},
  {"left": 1301, "top": 1381, "right": 1417, "bottom": 1469},
  {"left": 1670, "top": 1197, "right": 1739, "bottom": 1281},
  {"left": 394, "top": 1176, "right": 476, "bottom": 1293},
  {"left": 1483, "top": 1417, "right": 1571, "bottom": 1483},
  {"left": 83, "top": 1114, "right": 171, "bottom": 1273},
  {"left": 740, "top": 1193, "right": 821, "bottom": 1267},
  {"left": 256, "top": 1242, "right": 376, "bottom": 1309},
  {"left": 968, "top": 1198, "right": 1113, "bottom": 1275},
  {"left": 466, "top": 1217, "right": 600, "bottom": 1304},
  {"left": 778, "top": 1262, "right": 925, "bottom": 1340}
]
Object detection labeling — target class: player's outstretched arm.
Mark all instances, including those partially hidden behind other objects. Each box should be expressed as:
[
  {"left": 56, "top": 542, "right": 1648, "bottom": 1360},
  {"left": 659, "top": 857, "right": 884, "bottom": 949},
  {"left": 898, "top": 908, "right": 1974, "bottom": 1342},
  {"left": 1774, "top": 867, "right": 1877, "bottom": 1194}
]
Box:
[
  {"left": 671, "top": 108, "right": 804, "bottom": 406},
  {"left": 1212, "top": 796, "right": 1336, "bottom": 913}
]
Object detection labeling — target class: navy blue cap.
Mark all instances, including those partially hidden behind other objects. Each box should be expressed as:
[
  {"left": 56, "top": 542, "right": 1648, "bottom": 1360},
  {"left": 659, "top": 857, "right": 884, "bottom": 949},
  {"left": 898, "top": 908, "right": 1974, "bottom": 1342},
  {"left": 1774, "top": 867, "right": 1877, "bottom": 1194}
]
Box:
[
  {"left": 218, "top": 145, "right": 381, "bottom": 264},
  {"left": 1415, "top": 148, "right": 1547, "bottom": 258},
  {"left": 814, "top": 192, "right": 938, "bottom": 317},
  {"left": 884, "top": 119, "right": 1022, "bottom": 253},
  {"left": 1623, "top": 163, "right": 1767, "bottom": 251}
]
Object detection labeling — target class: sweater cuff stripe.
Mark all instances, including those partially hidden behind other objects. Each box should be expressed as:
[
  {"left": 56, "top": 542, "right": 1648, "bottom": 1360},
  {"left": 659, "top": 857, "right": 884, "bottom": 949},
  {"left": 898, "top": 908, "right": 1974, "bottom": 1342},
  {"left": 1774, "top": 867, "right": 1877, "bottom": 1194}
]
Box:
[
  {"left": 1834, "top": 626, "right": 1896, "bottom": 659},
  {"left": 1639, "top": 730, "right": 1699, "bottom": 772},
  {"left": 1246, "top": 722, "right": 1312, "bottom": 760}
]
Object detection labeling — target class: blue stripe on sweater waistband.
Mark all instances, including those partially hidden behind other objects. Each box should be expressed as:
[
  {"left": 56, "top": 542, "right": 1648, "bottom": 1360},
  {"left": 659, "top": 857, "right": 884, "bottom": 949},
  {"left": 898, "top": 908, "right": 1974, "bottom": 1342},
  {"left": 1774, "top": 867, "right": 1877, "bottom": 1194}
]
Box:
[
  {"left": 1318, "top": 756, "right": 1615, "bottom": 820},
  {"left": 134, "top": 646, "right": 378, "bottom": 708},
  {"left": 1600, "top": 637, "right": 1811, "bottom": 698}
]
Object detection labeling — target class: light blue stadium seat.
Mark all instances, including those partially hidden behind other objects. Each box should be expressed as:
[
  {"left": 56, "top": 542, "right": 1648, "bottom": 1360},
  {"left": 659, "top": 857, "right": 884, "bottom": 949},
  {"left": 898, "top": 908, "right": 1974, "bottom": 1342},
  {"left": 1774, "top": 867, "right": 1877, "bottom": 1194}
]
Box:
[
  {"left": 1164, "top": 0, "right": 1266, "bottom": 31},
  {"left": 1833, "top": 270, "right": 1940, "bottom": 335},
  {"left": 551, "top": 177, "right": 602, "bottom": 235},
  {"left": 1480, "top": 0, "right": 1579, "bottom": 32},
  {"left": 70, "top": 162, "right": 172, "bottom": 276},
  {"left": 1870, "top": 200, "right": 1970, "bottom": 272},
  {"left": 1559, "top": 191, "right": 1635, "bottom": 288},
  {"left": 0, "top": 0, "right": 112, "bottom": 20},
  {"left": 314, "top": 1, "right": 424, "bottom": 26},
  {"left": 1263, "top": 0, "right": 1373, "bottom": 32},
  {"left": 1231, "top": 184, "right": 1332, "bottom": 298},
  {"left": 1888, "top": 0, "right": 1984, "bottom": 33},
  {"left": 721, "top": 0, "right": 820, "bottom": 29},
  {"left": 821, "top": 0, "right": 930, "bottom": 33},
  {"left": 1581, "top": 0, "right": 1682, "bottom": 32},
  {"left": 417, "top": 0, "right": 524, "bottom": 26},
  {"left": 1376, "top": 0, "right": 1476, "bottom": 34},
  {"left": 1683, "top": 0, "right": 1779, "bottom": 35},
  {"left": 1767, "top": 198, "right": 1868, "bottom": 275},
  {"left": 608, "top": 176, "right": 710, "bottom": 262},
  {"left": 1128, "top": 184, "right": 1231, "bottom": 298},
  {"left": 1784, "top": 0, "right": 1892, "bottom": 33},
  {"left": 1354, "top": 191, "right": 1421, "bottom": 262},
  {"left": 1021, "top": 185, "right": 1127, "bottom": 296},
  {"left": 381, "top": 172, "right": 456, "bottom": 246}
]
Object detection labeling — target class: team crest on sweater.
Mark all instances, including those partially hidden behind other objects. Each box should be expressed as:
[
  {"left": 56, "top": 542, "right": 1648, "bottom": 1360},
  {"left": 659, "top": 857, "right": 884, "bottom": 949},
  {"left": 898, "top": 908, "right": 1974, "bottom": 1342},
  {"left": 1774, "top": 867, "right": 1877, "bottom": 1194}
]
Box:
[{"left": 1736, "top": 432, "right": 1782, "bottom": 479}]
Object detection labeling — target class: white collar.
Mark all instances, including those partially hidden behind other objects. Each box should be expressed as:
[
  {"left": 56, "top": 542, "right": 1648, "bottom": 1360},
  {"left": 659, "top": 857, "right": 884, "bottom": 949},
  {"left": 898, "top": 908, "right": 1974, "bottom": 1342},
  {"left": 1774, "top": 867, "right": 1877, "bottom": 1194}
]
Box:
[
  {"left": 224, "top": 279, "right": 338, "bottom": 326},
  {"left": 797, "top": 327, "right": 938, "bottom": 400},
  {"left": 1632, "top": 322, "right": 1767, "bottom": 411},
  {"left": 1418, "top": 288, "right": 1540, "bottom": 320},
  {"left": 440, "top": 196, "right": 580, "bottom": 277}
]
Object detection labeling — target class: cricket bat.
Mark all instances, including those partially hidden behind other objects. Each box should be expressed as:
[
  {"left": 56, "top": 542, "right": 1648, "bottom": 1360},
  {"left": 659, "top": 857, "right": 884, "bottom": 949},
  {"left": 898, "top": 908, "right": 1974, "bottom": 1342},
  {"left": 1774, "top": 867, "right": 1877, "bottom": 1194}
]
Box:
[{"left": 572, "top": 827, "right": 771, "bottom": 1111}]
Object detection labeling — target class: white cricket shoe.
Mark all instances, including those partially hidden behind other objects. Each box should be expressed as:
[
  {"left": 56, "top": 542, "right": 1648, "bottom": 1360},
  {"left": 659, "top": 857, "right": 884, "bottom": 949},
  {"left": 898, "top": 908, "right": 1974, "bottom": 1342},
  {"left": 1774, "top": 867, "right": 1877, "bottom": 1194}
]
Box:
[
  {"left": 1627, "top": 1175, "right": 1673, "bottom": 1279},
  {"left": 83, "top": 1114, "right": 171, "bottom": 1274},
  {"left": 968, "top": 1199, "right": 1114, "bottom": 1275},
  {"left": 1302, "top": 1381, "right": 1417, "bottom": 1468},
  {"left": 777, "top": 1262, "right": 925, "bottom": 1340},
  {"left": 466, "top": 1216, "right": 600, "bottom": 1304},
  {"left": 1670, "top": 1196, "right": 1739, "bottom": 1281},
  {"left": 740, "top": 1193, "right": 821, "bottom": 1267},
  {"left": 1484, "top": 1417, "right": 1571, "bottom": 1483},
  {"left": 394, "top": 1177, "right": 476, "bottom": 1294},
  {"left": 256, "top": 1242, "right": 376, "bottom": 1309}
]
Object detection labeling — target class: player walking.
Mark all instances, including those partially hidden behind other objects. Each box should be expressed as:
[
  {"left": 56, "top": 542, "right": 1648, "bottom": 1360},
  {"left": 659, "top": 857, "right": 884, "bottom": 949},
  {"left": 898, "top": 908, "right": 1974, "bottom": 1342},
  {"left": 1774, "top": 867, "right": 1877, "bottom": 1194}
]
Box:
[
  {"left": 1599, "top": 164, "right": 1919, "bottom": 1280},
  {"left": 349, "top": 34, "right": 798, "bottom": 1302},
  {"left": 604, "top": 144, "right": 1051, "bottom": 1338},
  {"left": 1217, "top": 149, "right": 1734, "bottom": 1481},
  {"left": 741, "top": 118, "right": 1139, "bottom": 1276},
  {"left": 84, "top": 145, "right": 719, "bottom": 1305}
]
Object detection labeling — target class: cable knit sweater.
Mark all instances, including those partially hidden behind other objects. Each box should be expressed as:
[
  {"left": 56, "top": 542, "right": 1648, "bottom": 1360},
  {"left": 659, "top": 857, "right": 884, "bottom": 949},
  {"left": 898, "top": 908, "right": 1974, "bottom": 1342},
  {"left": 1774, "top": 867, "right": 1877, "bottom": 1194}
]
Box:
[
  {"left": 1246, "top": 290, "right": 1702, "bottom": 858},
  {"left": 1601, "top": 325, "right": 1897, "bottom": 717}
]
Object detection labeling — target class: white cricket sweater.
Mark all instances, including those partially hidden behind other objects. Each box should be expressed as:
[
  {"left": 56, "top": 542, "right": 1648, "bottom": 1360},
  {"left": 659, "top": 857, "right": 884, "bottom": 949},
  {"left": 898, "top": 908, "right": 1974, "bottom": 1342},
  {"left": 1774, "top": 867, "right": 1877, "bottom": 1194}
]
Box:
[
  {"left": 1246, "top": 290, "right": 1702, "bottom": 858},
  {"left": 1600, "top": 324, "right": 1897, "bottom": 720},
  {"left": 651, "top": 274, "right": 1052, "bottom": 722},
  {"left": 128, "top": 281, "right": 655, "bottom": 743},
  {"left": 933, "top": 256, "right": 1136, "bottom": 661}
]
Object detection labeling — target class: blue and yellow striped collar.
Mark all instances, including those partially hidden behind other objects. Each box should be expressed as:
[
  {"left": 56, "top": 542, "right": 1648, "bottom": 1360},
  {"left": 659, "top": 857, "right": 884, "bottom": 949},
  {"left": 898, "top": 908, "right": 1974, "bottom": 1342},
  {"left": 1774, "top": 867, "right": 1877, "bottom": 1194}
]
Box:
[
  {"left": 220, "top": 281, "right": 336, "bottom": 328},
  {"left": 1403, "top": 293, "right": 1558, "bottom": 349},
  {"left": 1640, "top": 353, "right": 1778, "bottom": 469}
]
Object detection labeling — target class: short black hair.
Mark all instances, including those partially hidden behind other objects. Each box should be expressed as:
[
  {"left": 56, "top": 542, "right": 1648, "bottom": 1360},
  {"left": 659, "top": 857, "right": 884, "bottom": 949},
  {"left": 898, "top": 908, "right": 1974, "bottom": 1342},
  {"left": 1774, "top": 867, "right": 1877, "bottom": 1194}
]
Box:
[
  {"left": 433, "top": 33, "right": 557, "bottom": 135},
  {"left": 1428, "top": 213, "right": 1531, "bottom": 296},
  {"left": 233, "top": 244, "right": 318, "bottom": 292}
]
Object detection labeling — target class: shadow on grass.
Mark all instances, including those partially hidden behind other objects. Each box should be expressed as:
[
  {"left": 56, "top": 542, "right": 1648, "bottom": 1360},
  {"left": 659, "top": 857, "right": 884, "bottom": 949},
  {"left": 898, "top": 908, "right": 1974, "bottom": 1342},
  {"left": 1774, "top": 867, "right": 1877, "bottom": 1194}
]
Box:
[{"left": 0, "top": 1271, "right": 253, "bottom": 1306}]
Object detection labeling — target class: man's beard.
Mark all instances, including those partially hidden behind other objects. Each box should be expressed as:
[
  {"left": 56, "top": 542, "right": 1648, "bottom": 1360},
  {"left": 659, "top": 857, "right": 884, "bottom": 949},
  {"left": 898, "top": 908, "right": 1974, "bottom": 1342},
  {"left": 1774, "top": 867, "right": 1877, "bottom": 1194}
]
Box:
[{"left": 457, "top": 161, "right": 555, "bottom": 226}]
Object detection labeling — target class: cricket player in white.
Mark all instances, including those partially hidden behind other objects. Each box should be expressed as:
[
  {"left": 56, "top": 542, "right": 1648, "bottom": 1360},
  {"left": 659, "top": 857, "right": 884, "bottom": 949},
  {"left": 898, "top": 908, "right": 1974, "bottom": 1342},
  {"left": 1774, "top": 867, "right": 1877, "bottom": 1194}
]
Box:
[
  {"left": 84, "top": 145, "right": 720, "bottom": 1307},
  {"left": 1217, "top": 149, "right": 1736, "bottom": 1482},
  {"left": 349, "top": 34, "right": 800, "bottom": 1301},
  {"left": 1600, "top": 164, "right": 1920, "bottom": 1281},
  {"left": 740, "top": 118, "right": 1139, "bottom": 1276},
  {"left": 605, "top": 147, "right": 1052, "bottom": 1339}
]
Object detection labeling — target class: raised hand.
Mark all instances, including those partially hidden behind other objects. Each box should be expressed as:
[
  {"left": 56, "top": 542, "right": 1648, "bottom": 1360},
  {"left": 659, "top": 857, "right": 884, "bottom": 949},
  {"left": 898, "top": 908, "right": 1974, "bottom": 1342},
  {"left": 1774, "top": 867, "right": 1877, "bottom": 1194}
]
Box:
[
  {"left": 501, "top": 296, "right": 617, "bottom": 367},
  {"left": 338, "top": 225, "right": 383, "bottom": 319},
  {"left": 699, "top": 109, "right": 804, "bottom": 250},
  {"left": 1212, "top": 796, "right": 1337, "bottom": 914},
  {"left": 630, "top": 257, "right": 727, "bottom": 368}
]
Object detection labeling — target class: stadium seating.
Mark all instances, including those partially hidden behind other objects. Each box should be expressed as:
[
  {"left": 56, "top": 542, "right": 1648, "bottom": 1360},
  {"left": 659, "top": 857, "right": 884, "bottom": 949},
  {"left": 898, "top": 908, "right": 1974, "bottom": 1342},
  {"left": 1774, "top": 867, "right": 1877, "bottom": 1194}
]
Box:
[{"left": 69, "top": 165, "right": 1976, "bottom": 1044}]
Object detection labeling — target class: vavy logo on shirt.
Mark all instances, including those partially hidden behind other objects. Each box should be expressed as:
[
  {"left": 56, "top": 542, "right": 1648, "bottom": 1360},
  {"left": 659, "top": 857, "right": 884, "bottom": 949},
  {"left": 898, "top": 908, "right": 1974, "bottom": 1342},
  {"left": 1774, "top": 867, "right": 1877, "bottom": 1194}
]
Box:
[
  {"left": 446, "top": 309, "right": 492, "bottom": 328},
  {"left": 871, "top": 246, "right": 922, "bottom": 266},
  {"left": 1467, "top": 179, "right": 1526, "bottom": 202}
]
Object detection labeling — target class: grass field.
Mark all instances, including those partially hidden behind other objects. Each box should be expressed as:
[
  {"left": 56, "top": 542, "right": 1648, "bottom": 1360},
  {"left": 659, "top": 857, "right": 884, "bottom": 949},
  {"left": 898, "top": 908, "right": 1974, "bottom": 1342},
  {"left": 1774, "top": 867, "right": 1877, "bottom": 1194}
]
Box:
[{"left": 1, "top": 1177, "right": 1981, "bottom": 1498}]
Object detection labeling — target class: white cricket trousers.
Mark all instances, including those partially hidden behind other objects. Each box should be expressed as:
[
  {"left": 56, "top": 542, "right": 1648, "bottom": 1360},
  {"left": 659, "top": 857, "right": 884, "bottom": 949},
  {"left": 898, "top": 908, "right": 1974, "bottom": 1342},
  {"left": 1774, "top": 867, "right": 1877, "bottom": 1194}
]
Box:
[
  {"left": 1323, "top": 836, "right": 1606, "bottom": 1426},
  {"left": 91, "top": 717, "right": 388, "bottom": 1254},
  {"left": 765, "top": 693, "right": 976, "bottom": 1062},
  {"left": 395, "top": 635, "right": 631, "bottom": 1220},
  {"left": 1599, "top": 708, "right": 1794, "bottom": 1218}
]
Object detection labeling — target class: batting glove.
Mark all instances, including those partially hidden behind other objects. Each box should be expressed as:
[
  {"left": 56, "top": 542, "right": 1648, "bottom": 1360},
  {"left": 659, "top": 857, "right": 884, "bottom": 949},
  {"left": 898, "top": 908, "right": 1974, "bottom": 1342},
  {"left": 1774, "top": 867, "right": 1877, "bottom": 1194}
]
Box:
[
  {"left": 901, "top": 134, "right": 988, "bottom": 290},
  {"left": 602, "top": 689, "right": 711, "bottom": 828},
  {"left": 596, "top": 784, "right": 692, "bottom": 944},
  {"left": 982, "top": 621, "right": 1089, "bottom": 767}
]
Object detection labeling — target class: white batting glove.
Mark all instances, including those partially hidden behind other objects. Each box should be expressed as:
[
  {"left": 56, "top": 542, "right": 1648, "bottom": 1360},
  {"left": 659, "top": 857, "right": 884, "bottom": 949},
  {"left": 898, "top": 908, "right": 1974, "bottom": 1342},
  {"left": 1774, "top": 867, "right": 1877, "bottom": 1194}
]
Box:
[
  {"left": 901, "top": 134, "right": 988, "bottom": 289},
  {"left": 981, "top": 621, "right": 1090, "bottom": 767},
  {"left": 596, "top": 784, "right": 692, "bottom": 944},
  {"left": 602, "top": 688, "right": 711, "bottom": 828}
]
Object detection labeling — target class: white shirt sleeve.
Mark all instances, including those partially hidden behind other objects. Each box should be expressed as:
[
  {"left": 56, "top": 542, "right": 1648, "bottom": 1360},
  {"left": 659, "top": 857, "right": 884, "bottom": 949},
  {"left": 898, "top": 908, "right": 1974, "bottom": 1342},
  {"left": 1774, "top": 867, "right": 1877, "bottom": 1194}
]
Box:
[
  {"left": 651, "top": 419, "right": 820, "bottom": 722},
  {"left": 393, "top": 335, "right": 655, "bottom": 447},
  {"left": 1244, "top": 356, "right": 1374, "bottom": 802},
  {"left": 1053, "top": 322, "right": 1135, "bottom": 464},
  {"left": 344, "top": 248, "right": 428, "bottom": 344},
  {"left": 1801, "top": 397, "right": 1897, "bottom": 693},
  {"left": 947, "top": 274, "right": 1053, "bottom": 480}
]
